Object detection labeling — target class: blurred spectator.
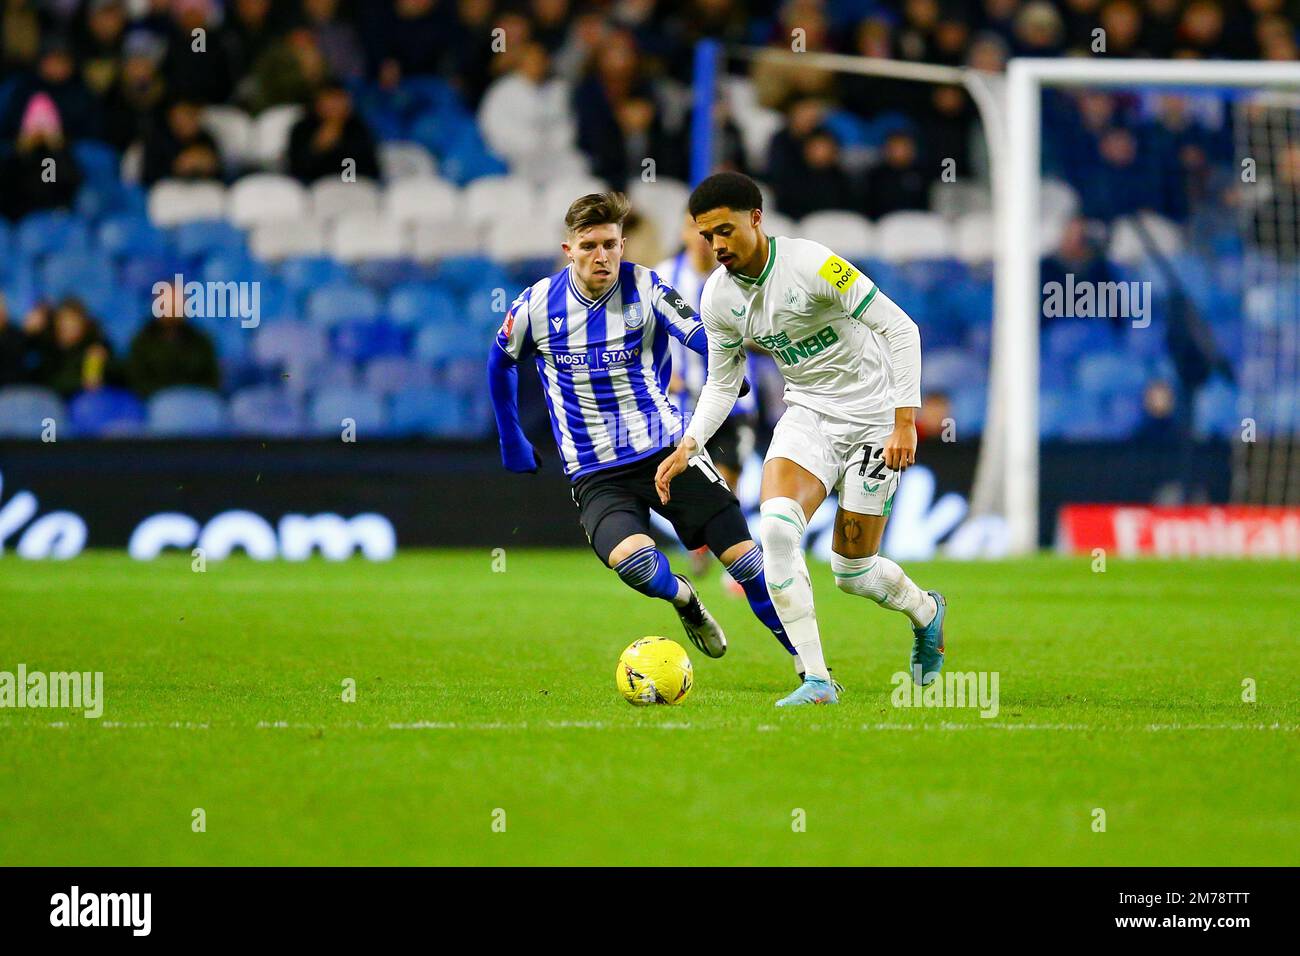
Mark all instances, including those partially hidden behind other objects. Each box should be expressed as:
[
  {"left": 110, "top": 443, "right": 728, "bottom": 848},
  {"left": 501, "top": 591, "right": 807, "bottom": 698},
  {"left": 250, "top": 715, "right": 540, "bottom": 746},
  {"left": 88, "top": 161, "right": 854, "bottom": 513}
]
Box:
[
  {"left": 1040, "top": 217, "right": 1124, "bottom": 327},
  {"left": 1013, "top": 1, "right": 1066, "bottom": 54},
  {"left": 1098, "top": 0, "right": 1145, "bottom": 56},
  {"left": 224, "top": 0, "right": 284, "bottom": 82},
  {"left": 241, "top": 25, "right": 328, "bottom": 113},
  {"left": 752, "top": 0, "right": 836, "bottom": 111},
  {"left": 1060, "top": 0, "right": 1103, "bottom": 50},
  {"left": 366, "top": 0, "right": 458, "bottom": 89},
  {"left": 287, "top": 81, "right": 379, "bottom": 184},
  {"left": 863, "top": 129, "right": 933, "bottom": 219},
  {"left": 102, "top": 30, "right": 168, "bottom": 152},
  {"left": 0, "top": 92, "right": 83, "bottom": 221},
  {"left": 0, "top": 294, "right": 29, "bottom": 387},
  {"left": 303, "top": 0, "right": 367, "bottom": 82},
  {"left": 1, "top": 34, "right": 99, "bottom": 140},
  {"left": 126, "top": 284, "right": 220, "bottom": 398},
  {"left": 142, "top": 98, "right": 222, "bottom": 185},
  {"left": 76, "top": 0, "right": 129, "bottom": 102},
  {"left": 162, "top": 0, "right": 234, "bottom": 104},
  {"left": 917, "top": 390, "right": 953, "bottom": 441},
  {"left": 27, "top": 298, "right": 115, "bottom": 399},
  {"left": 1141, "top": 0, "right": 1183, "bottom": 58},
  {"left": 477, "top": 41, "right": 577, "bottom": 176},
  {"left": 772, "top": 127, "right": 856, "bottom": 220},
  {"left": 1135, "top": 379, "right": 1178, "bottom": 441}
]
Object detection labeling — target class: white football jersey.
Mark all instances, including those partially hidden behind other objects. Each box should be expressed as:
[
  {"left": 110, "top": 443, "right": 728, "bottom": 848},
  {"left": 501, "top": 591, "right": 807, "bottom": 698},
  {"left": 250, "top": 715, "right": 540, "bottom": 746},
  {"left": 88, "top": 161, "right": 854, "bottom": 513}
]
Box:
[{"left": 685, "top": 235, "right": 921, "bottom": 448}]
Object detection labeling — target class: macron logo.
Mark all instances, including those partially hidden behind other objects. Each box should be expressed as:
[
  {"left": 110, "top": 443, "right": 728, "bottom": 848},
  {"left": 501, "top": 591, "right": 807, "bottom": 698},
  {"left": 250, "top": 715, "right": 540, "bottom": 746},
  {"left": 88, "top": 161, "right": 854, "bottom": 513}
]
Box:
[
  {"left": 50, "top": 886, "right": 151, "bottom": 937},
  {"left": 550, "top": 315, "right": 564, "bottom": 331}
]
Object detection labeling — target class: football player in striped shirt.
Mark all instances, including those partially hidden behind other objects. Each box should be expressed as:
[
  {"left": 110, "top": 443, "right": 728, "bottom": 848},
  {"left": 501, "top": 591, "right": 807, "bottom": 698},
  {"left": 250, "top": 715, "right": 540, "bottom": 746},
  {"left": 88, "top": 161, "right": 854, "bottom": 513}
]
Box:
[
  {"left": 655, "top": 172, "right": 948, "bottom": 707},
  {"left": 488, "top": 191, "right": 799, "bottom": 671}
]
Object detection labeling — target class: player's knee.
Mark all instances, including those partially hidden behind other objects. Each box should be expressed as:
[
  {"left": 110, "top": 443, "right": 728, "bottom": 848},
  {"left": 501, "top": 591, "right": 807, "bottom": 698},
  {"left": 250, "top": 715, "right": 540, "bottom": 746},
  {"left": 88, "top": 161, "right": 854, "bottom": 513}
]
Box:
[
  {"left": 831, "top": 553, "right": 885, "bottom": 601},
  {"left": 606, "top": 533, "right": 656, "bottom": 568},
  {"left": 758, "top": 497, "right": 806, "bottom": 561}
]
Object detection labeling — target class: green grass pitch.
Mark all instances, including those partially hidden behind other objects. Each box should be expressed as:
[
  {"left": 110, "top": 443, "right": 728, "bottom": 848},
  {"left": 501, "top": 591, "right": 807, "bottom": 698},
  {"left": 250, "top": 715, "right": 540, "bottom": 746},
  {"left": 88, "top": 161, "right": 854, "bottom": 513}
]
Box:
[{"left": 1, "top": 550, "right": 1296, "bottom": 866}]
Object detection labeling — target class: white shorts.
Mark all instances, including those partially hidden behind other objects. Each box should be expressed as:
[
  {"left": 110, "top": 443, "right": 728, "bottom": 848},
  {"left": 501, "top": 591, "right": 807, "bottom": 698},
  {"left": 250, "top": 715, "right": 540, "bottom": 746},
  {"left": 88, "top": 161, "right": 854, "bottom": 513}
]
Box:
[{"left": 766, "top": 404, "right": 899, "bottom": 517}]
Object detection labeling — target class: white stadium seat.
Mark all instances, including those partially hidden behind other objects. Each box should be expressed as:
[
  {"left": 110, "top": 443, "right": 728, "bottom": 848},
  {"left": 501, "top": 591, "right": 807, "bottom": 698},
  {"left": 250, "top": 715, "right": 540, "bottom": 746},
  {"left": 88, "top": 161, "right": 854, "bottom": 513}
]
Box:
[
  {"left": 328, "top": 212, "right": 408, "bottom": 261},
  {"left": 310, "top": 177, "right": 381, "bottom": 220},
  {"left": 378, "top": 141, "right": 437, "bottom": 181},
  {"left": 955, "top": 211, "right": 995, "bottom": 264},
  {"left": 798, "top": 211, "right": 875, "bottom": 260},
  {"left": 463, "top": 175, "right": 539, "bottom": 227},
  {"left": 410, "top": 218, "right": 481, "bottom": 262},
  {"left": 762, "top": 211, "right": 797, "bottom": 240},
  {"left": 249, "top": 104, "right": 304, "bottom": 169},
  {"left": 540, "top": 175, "right": 608, "bottom": 226},
  {"left": 486, "top": 216, "right": 563, "bottom": 262},
  {"left": 627, "top": 177, "right": 690, "bottom": 246},
  {"left": 147, "top": 179, "right": 227, "bottom": 226},
  {"left": 1107, "top": 212, "right": 1185, "bottom": 265},
  {"left": 875, "top": 211, "right": 955, "bottom": 261},
  {"left": 249, "top": 218, "right": 328, "bottom": 260},
  {"left": 383, "top": 177, "right": 461, "bottom": 224},
  {"left": 200, "top": 105, "right": 254, "bottom": 166},
  {"left": 227, "top": 173, "right": 308, "bottom": 227}
]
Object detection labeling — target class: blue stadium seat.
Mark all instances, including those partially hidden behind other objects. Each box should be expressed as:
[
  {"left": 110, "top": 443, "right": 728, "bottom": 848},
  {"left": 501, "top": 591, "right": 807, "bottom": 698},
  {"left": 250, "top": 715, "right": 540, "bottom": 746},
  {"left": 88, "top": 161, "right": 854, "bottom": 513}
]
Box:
[
  {"left": 331, "top": 319, "right": 408, "bottom": 362},
  {"left": 73, "top": 140, "right": 121, "bottom": 185},
  {"left": 252, "top": 320, "right": 329, "bottom": 370},
  {"left": 921, "top": 347, "right": 984, "bottom": 393},
  {"left": 388, "top": 386, "right": 484, "bottom": 438},
  {"left": 1074, "top": 350, "right": 1148, "bottom": 396},
  {"left": 363, "top": 356, "right": 434, "bottom": 395},
  {"left": 304, "top": 357, "right": 358, "bottom": 390},
  {"left": 68, "top": 387, "right": 146, "bottom": 437},
  {"left": 98, "top": 214, "right": 169, "bottom": 258},
  {"left": 1044, "top": 319, "right": 1119, "bottom": 362},
  {"left": 17, "top": 211, "right": 90, "bottom": 258},
  {"left": 146, "top": 387, "right": 228, "bottom": 436},
  {"left": 435, "top": 256, "right": 511, "bottom": 298},
  {"left": 307, "top": 386, "right": 388, "bottom": 436},
  {"left": 172, "top": 220, "right": 246, "bottom": 259},
  {"left": 228, "top": 385, "right": 305, "bottom": 436},
  {"left": 0, "top": 386, "right": 64, "bottom": 438},
  {"left": 415, "top": 323, "right": 483, "bottom": 364},
  {"left": 118, "top": 253, "right": 191, "bottom": 296},
  {"left": 306, "top": 283, "right": 382, "bottom": 326},
  {"left": 277, "top": 256, "right": 350, "bottom": 296},
  {"left": 41, "top": 251, "right": 116, "bottom": 300},
  {"left": 387, "top": 283, "right": 457, "bottom": 327},
  {"left": 950, "top": 385, "right": 987, "bottom": 434}
]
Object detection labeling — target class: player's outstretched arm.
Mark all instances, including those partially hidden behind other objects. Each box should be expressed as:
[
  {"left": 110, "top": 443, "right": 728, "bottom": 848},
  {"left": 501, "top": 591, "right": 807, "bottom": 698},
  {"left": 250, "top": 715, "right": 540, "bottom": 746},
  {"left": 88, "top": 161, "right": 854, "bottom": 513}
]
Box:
[{"left": 487, "top": 343, "right": 540, "bottom": 473}]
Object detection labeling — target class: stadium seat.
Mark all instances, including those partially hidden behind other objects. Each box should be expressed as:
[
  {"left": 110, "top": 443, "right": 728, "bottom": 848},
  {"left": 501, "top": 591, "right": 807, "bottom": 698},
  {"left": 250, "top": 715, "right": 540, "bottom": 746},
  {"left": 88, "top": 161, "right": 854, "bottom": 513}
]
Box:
[
  {"left": 307, "top": 386, "right": 388, "bottom": 436},
  {"left": 228, "top": 384, "right": 305, "bottom": 436},
  {"left": 250, "top": 218, "right": 328, "bottom": 260},
  {"left": 68, "top": 387, "right": 146, "bottom": 437},
  {"left": 249, "top": 104, "right": 304, "bottom": 169},
  {"left": 929, "top": 181, "right": 991, "bottom": 219},
  {"left": 875, "top": 211, "right": 955, "bottom": 262},
  {"left": 1044, "top": 319, "right": 1119, "bottom": 361},
  {"left": 145, "top": 387, "right": 228, "bottom": 436},
  {"left": 430, "top": 256, "right": 511, "bottom": 298},
  {"left": 227, "top": 174, "right": 309, "bottom": 227},
  {"left": 409, "top": 218, "right": 481, "bottom": 262},
  {"left": 41, "top": 252, "right": 116, "bottom": 302},
  {"left": 486, "top": 215, "right": 561, "bottom": 262},
  {"left": 72, "top": 140, "right": 121, "bottom": 185},
  {"left": 172, "top": 219, "right": 247, "bottom": 259},
  {"left": 954, "top": 211, "right": 995, "bottom": 264},
  {"left": 252, "top": 320, "right": 329, "bottom": 370},
  {"left": 306, "top": 283, "right": 382, "bottom": 326},
  {"left": 200, "top": 105, "right": 255, "bottom": 168},
  {"left": 378, "top": 141, "right": 438, "bottom": 181},
  {"left": 331, "top": 319, "right": 408, "bottom": 362},
  {"left": 276, "top": 255, "right": 350, "bottom": 296},
  {"left": 1107, "top": 212, "right": 1185, "bottom": 265},
  {"left": 98, "top": 214, "right": 169, "bottom": 258},
  {"left": 1075, "top": 350, "right": 1148, "bottom": 396},
  {"left": 922, "top": 347, "right": 986, "bottom": 392},
  {"left": 363, "top": 356, "right": 435, "bottom": 395},
  {"left": 17, "top": 211, "right": 90, "bottom": 257},
  {"left": 762, "top": 211, "right": 797, "bottom": 240},
  {"left": 539, "top": 175, "right": 608, "bottom": 225},
  {"left": 310, "top": 177, "right": 381, "bottom": 220},
  {"left": 463, "top": 175, "right": 538, "bottom": 228},
  {"left": 798, "top": 211, "right": 875, "bottom": 261},
  {"left": 302, "top": 357, "right": 358, "bottom": 390},
  {"left": 147, "top": 180, "right": 227, "bottom": 226},
  {"left": 415, "top": 323, "right": 483, "bottom": 363},
  {"left": 387, "top": 283, "right": 458, "bottom": 327},
  {"left": 628, "top": 177, "right": 690, "bottom": 249},
  {"left": 328, "top": 212, "right": 408, "bottom": 262},
  {"left": 383, "top": 176, "right": 461, "bottom": 224},
  {"left": 0, "top": 386, "right": 64, "bottom": 438}
]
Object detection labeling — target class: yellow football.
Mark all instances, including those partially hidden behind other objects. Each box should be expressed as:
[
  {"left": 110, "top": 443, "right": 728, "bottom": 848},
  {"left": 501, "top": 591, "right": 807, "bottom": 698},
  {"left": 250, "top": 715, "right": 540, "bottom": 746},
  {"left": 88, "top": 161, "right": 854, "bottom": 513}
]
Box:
[{"left": 616, "top": 637, "right": 693, "bottom": 706}]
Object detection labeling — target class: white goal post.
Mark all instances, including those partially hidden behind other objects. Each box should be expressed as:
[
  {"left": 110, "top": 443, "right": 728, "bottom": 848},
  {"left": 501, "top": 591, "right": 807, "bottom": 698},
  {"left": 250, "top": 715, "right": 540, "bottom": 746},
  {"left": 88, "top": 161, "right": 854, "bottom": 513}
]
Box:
[{"left": 1002, "top": 59, "right": 1300, "bottom": 553}]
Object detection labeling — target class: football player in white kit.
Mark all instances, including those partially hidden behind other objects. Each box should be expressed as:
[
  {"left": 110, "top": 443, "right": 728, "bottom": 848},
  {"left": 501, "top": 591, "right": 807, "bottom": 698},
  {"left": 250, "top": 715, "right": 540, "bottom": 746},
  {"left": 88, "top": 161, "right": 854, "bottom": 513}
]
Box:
[{"left": 655, "top": 172, "right": 947, "bottom": 707}]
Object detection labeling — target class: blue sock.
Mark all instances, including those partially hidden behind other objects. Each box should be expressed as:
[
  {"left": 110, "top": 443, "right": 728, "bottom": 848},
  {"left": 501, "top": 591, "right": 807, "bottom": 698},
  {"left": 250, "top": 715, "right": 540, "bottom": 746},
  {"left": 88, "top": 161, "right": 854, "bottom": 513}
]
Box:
[
  {"left": 726, "top": 545, "right": 797, "bottom": 656},
  {"left": 614, "top": 546, "right": 681, "bottom": 602}
]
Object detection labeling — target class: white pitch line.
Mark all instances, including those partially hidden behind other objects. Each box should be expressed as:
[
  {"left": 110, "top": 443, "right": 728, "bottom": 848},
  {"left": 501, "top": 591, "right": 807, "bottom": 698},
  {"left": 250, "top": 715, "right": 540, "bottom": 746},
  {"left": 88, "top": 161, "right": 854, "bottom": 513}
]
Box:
[{"left": 1, "top": 720, "right": 1296, "bottom": 733}]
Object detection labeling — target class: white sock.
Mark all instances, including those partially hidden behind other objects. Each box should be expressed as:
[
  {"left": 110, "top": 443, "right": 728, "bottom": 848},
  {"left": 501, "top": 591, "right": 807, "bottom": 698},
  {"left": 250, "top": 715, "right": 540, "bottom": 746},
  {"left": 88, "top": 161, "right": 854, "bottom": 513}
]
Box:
[
  {"left": 760, "top": 497, "right": 829, "bottom": 680},
  {"left": 831, "top": 553, "right": 936, "bottom": 628},
  {"left": 792, "top": 653, "right": 804, "bottom": 675}
]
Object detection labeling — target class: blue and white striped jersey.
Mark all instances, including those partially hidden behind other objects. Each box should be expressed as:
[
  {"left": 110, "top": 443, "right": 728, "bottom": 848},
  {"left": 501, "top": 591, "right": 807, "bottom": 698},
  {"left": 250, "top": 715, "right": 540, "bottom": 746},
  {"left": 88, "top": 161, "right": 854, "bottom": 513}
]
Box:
[
  {"left": 656, "top": 251, "right": 759, "bottom": 422},
  {"left": 494, "top": 260, "right": 706, "bottom": 479}
]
